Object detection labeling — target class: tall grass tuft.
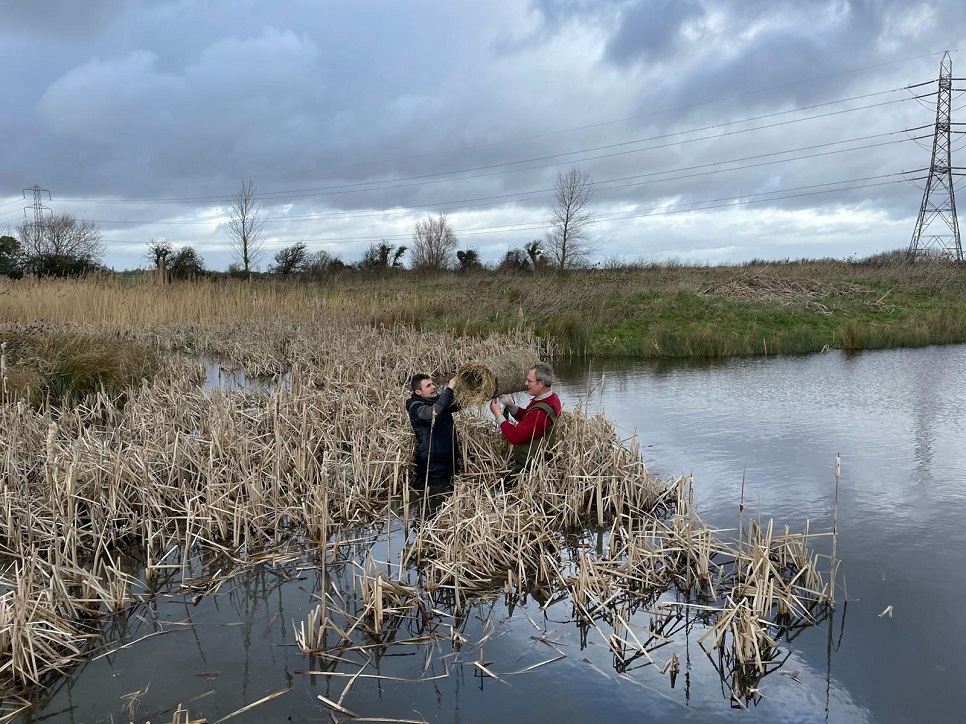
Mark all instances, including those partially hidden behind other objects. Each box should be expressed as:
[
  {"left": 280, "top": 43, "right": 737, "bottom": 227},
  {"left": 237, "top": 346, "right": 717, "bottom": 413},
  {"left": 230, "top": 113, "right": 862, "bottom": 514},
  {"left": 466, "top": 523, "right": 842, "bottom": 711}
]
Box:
[
  {"left": 651, "top": 325, "right": 684, "bottom": 357},
  {"left": 541, "top": 313, "right": 594, "bottom": 356},
  {"left": 924, "top": 304, "right": 966, "bottom": 343},
  {"left": 779, "top": 325, "right": 826, "bottom": 355},
  {"left": 1, "top": 326, "right": 160, "bottom": 406},
  {"left": 837, "top": 319, "right": 863, "bottom": 350},
  {"left": 685, "top": 325, "right": 735, "bottom": 357}
]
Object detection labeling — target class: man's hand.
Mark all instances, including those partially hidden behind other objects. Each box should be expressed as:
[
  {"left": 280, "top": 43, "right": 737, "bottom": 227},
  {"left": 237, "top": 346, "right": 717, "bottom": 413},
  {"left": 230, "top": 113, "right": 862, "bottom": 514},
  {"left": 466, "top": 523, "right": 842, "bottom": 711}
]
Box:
[
  {"left": 489, "top": 398, "right": 502, "bottom": 418},
  {"left": 448, "top": 377, "right": 457, "bottom": 390}
]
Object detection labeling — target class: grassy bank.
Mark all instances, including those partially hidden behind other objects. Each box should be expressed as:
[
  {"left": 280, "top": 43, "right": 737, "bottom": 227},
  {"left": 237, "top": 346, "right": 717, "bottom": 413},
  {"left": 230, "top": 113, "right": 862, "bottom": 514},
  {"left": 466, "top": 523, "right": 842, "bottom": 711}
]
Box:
[{"left": 2, "top": 258, "right": 965, "bottom": 357}]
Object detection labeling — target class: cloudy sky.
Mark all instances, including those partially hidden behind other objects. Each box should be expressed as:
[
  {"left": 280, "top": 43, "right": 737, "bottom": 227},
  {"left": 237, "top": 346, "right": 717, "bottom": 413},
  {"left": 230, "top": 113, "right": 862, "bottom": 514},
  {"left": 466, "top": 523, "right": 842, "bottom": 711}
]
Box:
[{"left": 1, "top": 0, "right": 964, "bottom": 271}]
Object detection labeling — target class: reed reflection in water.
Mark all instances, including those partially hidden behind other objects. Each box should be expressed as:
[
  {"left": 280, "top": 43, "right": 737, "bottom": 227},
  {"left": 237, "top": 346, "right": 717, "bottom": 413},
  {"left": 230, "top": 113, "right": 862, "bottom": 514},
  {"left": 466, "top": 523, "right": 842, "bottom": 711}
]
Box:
[{"left": 556, "top": 344, "right": 966, "bottom": 724}]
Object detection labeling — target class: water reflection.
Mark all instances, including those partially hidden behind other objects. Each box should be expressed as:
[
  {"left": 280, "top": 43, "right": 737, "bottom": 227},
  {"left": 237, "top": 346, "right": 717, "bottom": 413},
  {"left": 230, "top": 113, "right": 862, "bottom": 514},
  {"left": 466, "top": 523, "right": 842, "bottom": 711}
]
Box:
[
  {"left": 555, "top": 345, "right": 966, "bottom": 723},
  {"left": 14, "top": 509, "right": 837, "bottom": 723},
  {"left": 200, "top": 357, "right": 289, "bottom": 393}
]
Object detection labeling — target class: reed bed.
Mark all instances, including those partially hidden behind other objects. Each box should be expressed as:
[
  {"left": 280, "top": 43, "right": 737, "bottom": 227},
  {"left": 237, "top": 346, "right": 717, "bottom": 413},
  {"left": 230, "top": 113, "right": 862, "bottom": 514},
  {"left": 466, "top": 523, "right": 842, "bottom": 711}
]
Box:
[
  {"left": 697, "top": 275, "right": 889, "bottom": 314},
  {"left": 0, "top": 316, "right": 836, "bottom": 717}
]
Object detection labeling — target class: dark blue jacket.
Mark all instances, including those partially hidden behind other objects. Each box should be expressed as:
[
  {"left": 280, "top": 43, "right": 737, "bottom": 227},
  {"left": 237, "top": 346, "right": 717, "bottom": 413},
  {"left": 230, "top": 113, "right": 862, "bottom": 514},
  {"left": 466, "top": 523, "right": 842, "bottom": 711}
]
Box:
[{"left": 406, "top": 387, "right": 461, "bottom": 481}]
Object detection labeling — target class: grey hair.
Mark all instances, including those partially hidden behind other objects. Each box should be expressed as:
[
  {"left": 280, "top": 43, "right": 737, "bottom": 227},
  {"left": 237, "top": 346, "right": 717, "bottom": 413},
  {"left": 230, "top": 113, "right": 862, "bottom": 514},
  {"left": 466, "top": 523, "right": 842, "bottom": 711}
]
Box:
[{"left": 531, "top": 363, "right": 554, "bottom": 387}]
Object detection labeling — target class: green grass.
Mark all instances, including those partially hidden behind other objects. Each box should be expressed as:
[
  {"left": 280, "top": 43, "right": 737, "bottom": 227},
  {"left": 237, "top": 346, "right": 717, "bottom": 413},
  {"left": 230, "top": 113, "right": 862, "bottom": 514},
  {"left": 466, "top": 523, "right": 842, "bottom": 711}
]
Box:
[
  {"left": 575, "top": 279, "right": 966, "bottom": 357},
  {"left": 349, "top": 260, "right": 966, "bottom": 357},
  {"left": 4, "top": 257, "right": 966, "bottom": 360}
]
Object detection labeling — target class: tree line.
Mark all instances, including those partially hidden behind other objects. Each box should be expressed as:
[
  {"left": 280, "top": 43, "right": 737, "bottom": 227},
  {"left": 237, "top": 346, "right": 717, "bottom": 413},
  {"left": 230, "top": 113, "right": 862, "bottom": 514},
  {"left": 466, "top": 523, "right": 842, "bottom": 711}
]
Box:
[{"left": 0, "top": 167, "right": 597, "bottom": 279}]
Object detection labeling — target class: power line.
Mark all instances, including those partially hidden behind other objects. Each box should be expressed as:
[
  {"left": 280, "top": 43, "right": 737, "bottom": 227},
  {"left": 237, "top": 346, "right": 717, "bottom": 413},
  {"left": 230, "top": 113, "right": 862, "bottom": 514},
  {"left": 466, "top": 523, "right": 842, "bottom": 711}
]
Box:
[
  {"left": 83, "top": 130, "right": 920, "bottom": 229},
  {"left": 94, "top": 175, "right": 911, "bottom": 249},
  {"left": 248, "top": 51, "right": 951, "bottom": 183},
  {"left": 62, "top": 87, "right": 919, "bottom": 208}
]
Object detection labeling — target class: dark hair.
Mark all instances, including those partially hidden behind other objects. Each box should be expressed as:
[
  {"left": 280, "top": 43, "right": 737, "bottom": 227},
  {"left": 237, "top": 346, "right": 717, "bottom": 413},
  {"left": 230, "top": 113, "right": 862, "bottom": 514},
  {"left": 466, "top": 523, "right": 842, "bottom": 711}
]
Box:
[
  {"left": 410, "top": 373, "right": 431, "bottom": 393},
  {"left": 531, "top": 363, "right": 554, "bottom": 387}
]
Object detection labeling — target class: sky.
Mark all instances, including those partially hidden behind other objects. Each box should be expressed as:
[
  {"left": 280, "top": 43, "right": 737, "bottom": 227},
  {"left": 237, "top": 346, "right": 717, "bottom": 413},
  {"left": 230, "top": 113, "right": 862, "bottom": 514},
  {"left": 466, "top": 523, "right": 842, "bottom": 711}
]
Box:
[{"left": 1, "top": 0, "right": 965, "bottom": 271}]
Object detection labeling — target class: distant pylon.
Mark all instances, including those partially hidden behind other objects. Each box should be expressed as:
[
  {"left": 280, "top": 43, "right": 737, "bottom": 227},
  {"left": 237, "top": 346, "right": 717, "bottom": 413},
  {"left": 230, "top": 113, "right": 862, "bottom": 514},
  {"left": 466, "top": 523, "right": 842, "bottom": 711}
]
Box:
[
  {"left": 22, "top": 184, "right": 51, "bottom": 224},
  {"left": 909, "top": 52, "right": 963, "bottom": 261}
]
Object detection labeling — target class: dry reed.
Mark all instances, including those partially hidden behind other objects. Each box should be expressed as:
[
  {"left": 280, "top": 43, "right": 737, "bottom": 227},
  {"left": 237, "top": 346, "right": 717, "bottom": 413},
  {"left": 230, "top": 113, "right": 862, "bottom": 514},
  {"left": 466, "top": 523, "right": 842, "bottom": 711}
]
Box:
[{"left": 0, "top": 311, "right": 836, "bottom": 717}]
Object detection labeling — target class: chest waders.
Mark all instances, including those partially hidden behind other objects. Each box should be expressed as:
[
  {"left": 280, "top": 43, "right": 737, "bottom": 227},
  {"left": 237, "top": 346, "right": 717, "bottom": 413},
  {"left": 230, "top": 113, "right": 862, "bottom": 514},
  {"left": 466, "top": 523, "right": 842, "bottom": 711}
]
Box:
[{"left": 510, "top": 401, "right": 559, "bottom": 475}]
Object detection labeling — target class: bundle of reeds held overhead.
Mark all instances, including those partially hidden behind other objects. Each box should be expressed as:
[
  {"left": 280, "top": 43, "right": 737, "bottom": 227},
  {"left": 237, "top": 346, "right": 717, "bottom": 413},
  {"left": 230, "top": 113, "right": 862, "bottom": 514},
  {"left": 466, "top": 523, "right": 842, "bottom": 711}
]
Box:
[{"left": 453, "top": 349, "right": 541, "bottom": 406}]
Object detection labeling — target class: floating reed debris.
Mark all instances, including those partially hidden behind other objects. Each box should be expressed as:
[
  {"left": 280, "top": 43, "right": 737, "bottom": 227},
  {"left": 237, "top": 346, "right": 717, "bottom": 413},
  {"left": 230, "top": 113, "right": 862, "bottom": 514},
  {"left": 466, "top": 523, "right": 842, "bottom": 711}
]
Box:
[{"left": 453, "top": 349, "right": 540, "bottom": 406}]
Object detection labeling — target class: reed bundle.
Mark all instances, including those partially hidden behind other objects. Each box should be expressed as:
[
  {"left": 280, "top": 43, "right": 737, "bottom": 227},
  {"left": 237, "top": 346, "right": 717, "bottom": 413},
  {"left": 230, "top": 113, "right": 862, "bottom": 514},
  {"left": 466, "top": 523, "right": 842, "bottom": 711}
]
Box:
[
  {"left": 453, "top": 349, "right": 541, "bottom": 406},
  {"left": 0, "top": 316, "right": 835, "bottom": 716}
]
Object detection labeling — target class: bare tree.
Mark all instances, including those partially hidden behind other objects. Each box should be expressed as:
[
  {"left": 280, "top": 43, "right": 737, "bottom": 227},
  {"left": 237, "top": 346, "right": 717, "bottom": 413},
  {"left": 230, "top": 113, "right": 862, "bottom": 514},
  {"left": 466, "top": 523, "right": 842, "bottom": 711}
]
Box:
[
  {"left": 410, "top": 213, "right": 458, "bottom": 272},
  {"left": 16, "top": 213, "right": 104, "bottom": 276},
  {"left": 305, "top": 249, "right": 347, "bottom": 279},
  {"left": 546, "top": 167, "right": 597, "bottom": 270},
  {"left": 145, "top": 239, "right": 174, "bottom": 282},
  {"left": 226, "top": 179, "right": 265, "bottom": 274},
  {"left": 496, "top": 248, "right": 532, "bottom": 274}
]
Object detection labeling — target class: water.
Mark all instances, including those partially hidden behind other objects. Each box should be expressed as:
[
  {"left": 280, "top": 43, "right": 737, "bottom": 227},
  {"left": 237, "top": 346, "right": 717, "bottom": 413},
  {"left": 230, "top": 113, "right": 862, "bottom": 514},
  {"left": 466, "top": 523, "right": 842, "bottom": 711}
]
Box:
[
  {"left": 19, "top": 346, "right": 966, "bottom": 723},
  {"left": 555, "top": 346, "right": 966, "bottom": 723}
]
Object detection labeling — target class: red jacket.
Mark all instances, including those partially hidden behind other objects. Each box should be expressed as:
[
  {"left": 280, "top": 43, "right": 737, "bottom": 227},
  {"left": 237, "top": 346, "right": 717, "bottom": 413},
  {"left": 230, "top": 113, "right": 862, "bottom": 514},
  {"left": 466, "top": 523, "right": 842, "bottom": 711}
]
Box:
[{"left": 499, "top": 392, "right": 561, "bottom": 445}]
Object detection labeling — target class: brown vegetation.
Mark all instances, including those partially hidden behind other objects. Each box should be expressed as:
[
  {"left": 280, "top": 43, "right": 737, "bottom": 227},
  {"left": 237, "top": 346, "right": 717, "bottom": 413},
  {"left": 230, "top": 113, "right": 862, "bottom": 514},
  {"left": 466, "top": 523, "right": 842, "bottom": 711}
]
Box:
[{"left": 0, "top": 286, "right": 838, "bottom": 717}]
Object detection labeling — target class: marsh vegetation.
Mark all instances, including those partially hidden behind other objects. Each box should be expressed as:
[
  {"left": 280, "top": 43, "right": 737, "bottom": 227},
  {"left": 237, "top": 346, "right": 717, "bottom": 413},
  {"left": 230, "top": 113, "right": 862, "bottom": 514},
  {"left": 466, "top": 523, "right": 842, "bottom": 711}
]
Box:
[
  {"left": 0, "top": 274, "right": 850, "bottom": 720},
  {"left": 4, "top": 254, "right": 966, "bottom": 363}
]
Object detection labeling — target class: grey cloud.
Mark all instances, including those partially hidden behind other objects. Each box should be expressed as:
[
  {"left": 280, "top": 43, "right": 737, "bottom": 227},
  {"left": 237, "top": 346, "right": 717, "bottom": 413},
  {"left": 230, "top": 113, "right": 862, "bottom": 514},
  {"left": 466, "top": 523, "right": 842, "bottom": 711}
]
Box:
[
  {"left": 605, "top": 0, "right": 704, "bottom": 65},
  {"left": 0, "top": 0, "right": 133, "bottom": 39},
  {"left": 528, "top": 0, "right": 613, "bottom": 32},
  {"left": 2, "top": 0, "right": 964, "bottom": 269}
]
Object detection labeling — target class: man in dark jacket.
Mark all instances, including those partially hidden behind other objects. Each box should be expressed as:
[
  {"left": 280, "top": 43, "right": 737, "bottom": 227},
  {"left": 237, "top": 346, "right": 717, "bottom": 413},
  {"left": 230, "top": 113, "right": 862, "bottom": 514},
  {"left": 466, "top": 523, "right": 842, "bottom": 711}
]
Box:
[{"left": 407, "top": 373, "right": 461, "bottom": 493}]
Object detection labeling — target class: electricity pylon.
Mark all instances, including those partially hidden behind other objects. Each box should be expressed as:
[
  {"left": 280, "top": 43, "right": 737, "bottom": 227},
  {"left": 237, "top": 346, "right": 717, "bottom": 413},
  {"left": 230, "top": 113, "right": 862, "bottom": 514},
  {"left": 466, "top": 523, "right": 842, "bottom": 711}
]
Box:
[
  {"left": 909, "top": 52, "right": 964, "bottom": 261},
  {"left": 22, "top": 184, "right": 51, "bottom": 224}
]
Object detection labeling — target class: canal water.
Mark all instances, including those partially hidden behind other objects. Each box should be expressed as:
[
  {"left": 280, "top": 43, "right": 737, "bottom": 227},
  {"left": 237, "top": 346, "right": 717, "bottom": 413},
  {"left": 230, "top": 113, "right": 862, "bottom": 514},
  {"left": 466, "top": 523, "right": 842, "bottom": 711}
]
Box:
[{"left": 22, "top": 345, "right": 966, "bottom": 723}]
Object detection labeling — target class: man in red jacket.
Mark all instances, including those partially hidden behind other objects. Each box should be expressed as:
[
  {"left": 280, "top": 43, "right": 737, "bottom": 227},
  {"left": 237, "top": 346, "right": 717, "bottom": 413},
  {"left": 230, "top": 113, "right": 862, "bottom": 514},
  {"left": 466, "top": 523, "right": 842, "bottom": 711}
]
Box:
[{"left": 489, "top": 363, "right": 561, "bottom": 484}]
